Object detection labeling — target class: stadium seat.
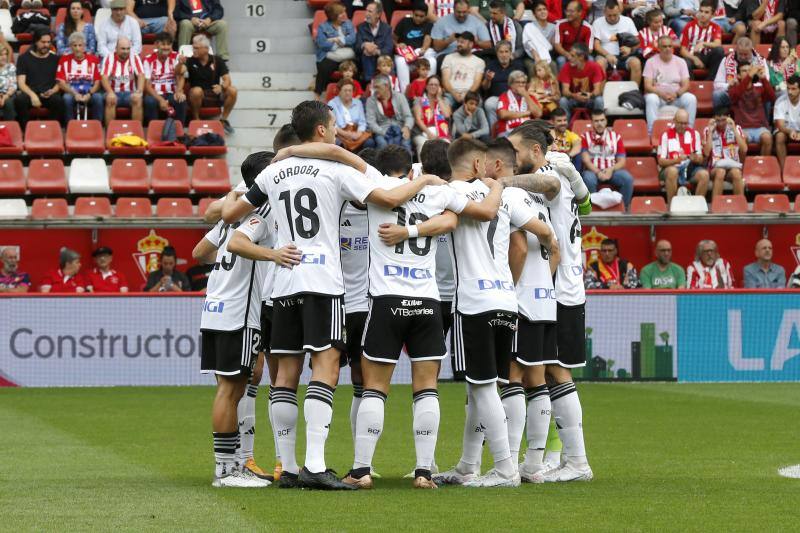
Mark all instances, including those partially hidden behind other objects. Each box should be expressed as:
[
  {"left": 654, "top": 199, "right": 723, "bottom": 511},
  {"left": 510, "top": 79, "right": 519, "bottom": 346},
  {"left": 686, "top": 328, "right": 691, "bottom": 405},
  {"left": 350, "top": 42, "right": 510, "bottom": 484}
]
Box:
[
  {"left": 307, "top": 0, "right": 332, "bottom": 9},
  {"left": 66, "top": 120, "right": 105, "bottom": 155},
  {"left": 197, "top": 197, "right": 217, "bottom": 217},
  {"left": 0, "top": 160, "right": 25, "bottom": 194},
  {"left": 27, "top": 160, "right": 68, "bottom": 194},
  {"left": 106, "top": 120, "right": 147, "bottom": 155},
  {"left": 604, "top": 82, "right": 643, "bottom": 117},
  {"left": 192, "top": 159, "right": 230, "bottom": 194},
  {"left": 310, "top": 8, "right": 328, "bottom": 38},
  {"left": 669, "top": 195, "right": 708, "bottom": 214},
  {"left": 351, "top": 9, "right": 387, "bottom": 27},
  {"left": 711, "top": 194, "right": 748, "bottom": 213},
  {"left": 186, "top": 120, "right": 227, "bottom": 155},
  {"left": 0, "top": 121, "right": 24, "bottom": 155},
  {"left": 694, "top": 117, "right": 711, "bottom": 135},
  {"left": 627, "top": 157, "right": 660, "bottom": 192},
  {"left": 691, "top": 81, "right": 713, "bottom": 115},
  {"left": 0, "top": 9, "right": 14, "bottom": 43},
  {"left": 753, "top": 194, "right": 791, "bottom": 213},
  {"left": 109, "top": 159, "right": 149, "bottom": 194},
  {"left": 571, "top": 120, "right": 593, "bottom": 137},
  {"left": 0, "top": 198, "right": 27, "bottom": 218},
  {"left": 74, "top": 197, "right": 113, "bottom": 218},
  {"left": 68, "top": 159, "right": 111, "bottom": 194},
  {"left": 151, "top": 159, "right": 190, "bottom": 193},
  {"left": 24, "top": 121, "right": 64, "bottom": 155},
  {"left": 146, "top": 120, "right": 186, "bottom": 155},
  {"left": 390, "top": 10, "right": 412, "bottom": 29},
  {"left": 630, "top": 196, "right": 668, "bottom": 214},
  {"left": 115, "top": 197, "right": 153, "bottom": 218},
  {"left": 614, "top": 119, "right": 650, "bottom": 154},
  {"left": 755, "top": 44, "right": 771, "bottom": 58},
  {"left": 650, "top": 119, "right": 670, "bottom": 148},
  {"left": 156, "top": 197, "right": 194, "bottom": 217},
  {"left": 30, "top": 198, "right": 68, "bottom": 219},
  {"left": 782, "top": 156, "right": 800, "bottom": 191},
  {"left": 140, "top": 44, "right": 156, "bottom": 58},
  {"left": 743, "top": 156, "right": 783, "bottom": 192}
]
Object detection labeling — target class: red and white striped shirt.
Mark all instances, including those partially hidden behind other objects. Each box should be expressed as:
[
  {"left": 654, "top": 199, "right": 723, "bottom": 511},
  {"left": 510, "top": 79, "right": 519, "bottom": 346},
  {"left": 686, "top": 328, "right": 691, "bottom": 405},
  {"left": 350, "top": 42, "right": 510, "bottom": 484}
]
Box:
[
  {"left": 658, "top": 127, "right": 702, "bottom": 160},
  {"left": 427, "top": 0, "right": 454, "bottom": 18},
  {"left": 638, "top": 25, "right": 678, "bottom": 59},
  {"left": 143, "top": 51, "right": 180, "bottom": 96},
  {"left": 680, "top": 20, "right": 722, "bottom": 50},
  {"left": 56, "top": 53, "right": 101, "bottom": 86},
  {"left": 581, "top": 128, "right": 625, "bottom": 170},
  {"left": 101, "top": 53, "right": 144, "bottom": 93}
]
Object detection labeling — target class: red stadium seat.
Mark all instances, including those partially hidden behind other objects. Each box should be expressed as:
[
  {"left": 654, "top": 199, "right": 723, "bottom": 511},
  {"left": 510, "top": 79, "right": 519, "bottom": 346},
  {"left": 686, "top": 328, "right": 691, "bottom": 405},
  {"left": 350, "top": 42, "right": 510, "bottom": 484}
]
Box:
[
  {"left": 743, "top": 156, "right": 783, "bottom": 192},
  {"left": 66, "top": 120, "right": 105, "bottom": 155},
  {"left": 146, "top": 120, "right": 186, "bottom": 155},
  {"left": 307, "top": 0, "right": 332, "bottom": 10},
  {"left": 106, "top": 120, "right": 147, "bottom": 155},
  {"left": 390, "top": 10, "right": 412, "bottom": 29},
  {"left": 27, "top": 160, "right": 68, "bottom": 194},
  {"left": 753, "top": 194, "right": 791, "bottom": 213},
  {"left": 31, "top": 198, "right": 69, "bottom": 219},
  {"left": 24, "top": 121, "right": 64, "bottom": 156},
  {"left": 156, "top": 197, "right": 194, "bottom": 217},
  {"left": 783, "top": 156, "right": 800, "bottom": 190},
  {"left": 115, "top": 197, "right": 153, "bottom": 218},
  {"left": 0, "top": 160, "right": 25, "bottom": 195},
  {"left": 627, "top": 157, "right": 660, "bottom": 192},
  {"left": 192, "top": 159, "right": 230, "bottom": 194},
  {"left": 140, "top": 44, "right": 156, "bottom": 59},
  {"left": 198, "top": 197, "right": 217, "bottom": 217},
  {"left": 755, "top": 44, "right": 771, "bottom": 58},
  {"left": 310, "top": 10, "right": 327, "bottom": 39},
  {"left": 614, "top": 119, "right": 650, "bottom": 154},
  {"left": 151, "top": 159, "right": 190, "bottom": 193},
  {"left": 691, "top": 81, "right": 714, "bottom": 115},
  {"left": 711, "top": 194, "right": 748, "bottom": 213},
  {"left": 351, "top": 9, "right": 387, "bottom": 27},
  {"left": 0, "top": 122, "right": 24, "bottom": 156},
  {"left": 74, "top": 197, "right": 113, "bottom": 217},
  {"left": 630, "top": 196, "right": 668, "bottom": 214},
  {"left": 187, "top": 120, "right": 227, "bottom": 155},
  {"left": 571, "top": 120, "right": 593, "bottom": 137},
  {"left": 650, "top": 119, "right": 671, "bottom": 148},
  {"left": 694, "top": 118, "right": 711, "bottom": 136},
  {"left": 109, "top": 159, "right": 150, "bottom": 194}
]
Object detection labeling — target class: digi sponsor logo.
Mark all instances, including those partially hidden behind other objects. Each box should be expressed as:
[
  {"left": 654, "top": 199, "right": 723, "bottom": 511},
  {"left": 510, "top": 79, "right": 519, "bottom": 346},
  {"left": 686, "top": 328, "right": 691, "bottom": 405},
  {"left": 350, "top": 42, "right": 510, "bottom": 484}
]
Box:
[
  {"left": 301, "top": 253, "right": 326, "bottom": 265},
  {"left": 203, "top": 300, "right": 225, "bottom": 313},
  {"left": 384, "top": 265, "right": 432, "bottom": 279},
  {"left": 533, "top": 288, "right": 556, "bottom": 300},
  {"left": 478, "top": 279, "right": 514, "bottom": 291}
]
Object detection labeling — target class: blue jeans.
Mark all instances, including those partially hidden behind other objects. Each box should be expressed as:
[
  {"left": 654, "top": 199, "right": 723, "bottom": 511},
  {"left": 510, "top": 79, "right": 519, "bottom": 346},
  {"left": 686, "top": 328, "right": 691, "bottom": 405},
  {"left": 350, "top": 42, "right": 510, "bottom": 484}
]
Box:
[
  {"left": 361, "top": 54, "right": 378, "bottom": 83},
  {"left": 63, "top": 92, "right": 104, "bottom": 122},
  {"left": 141, "top": 17, "right": 168, "bottom": 34},
  {"left": 669, "top": 15, "right": 693, "bottom": 36},
  {"left": 374, "top": 125, "right": 412, "bottom": 153},
  {"left": 582, "top": 169, "right": 634, "bottom": 209},
  {"left": 559, "top": 95, "right": 604, "bottom": 122},
  {"left": 144, "top": 93, "right": 187, "bottom": 124}
]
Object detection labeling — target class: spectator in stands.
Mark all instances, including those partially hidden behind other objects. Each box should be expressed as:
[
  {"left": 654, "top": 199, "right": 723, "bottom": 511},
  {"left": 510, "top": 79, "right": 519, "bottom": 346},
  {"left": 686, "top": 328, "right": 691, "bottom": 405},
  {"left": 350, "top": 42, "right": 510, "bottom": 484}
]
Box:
[
  {"left": 87, "top": 247, "right": 129, "bottom": 293},
  {"left": 584, "top": 238, "right": 641, "bottom": 289},
  {"left": 356, "top": 1, "right": 394, "bottom": 83},
  {"left": 640, "top": 240, "right": 686, "bottom": 289},
  {"left": 495, "top": 70, "right": 541, "bottom": 136},
  {"left": 686, "top": 239, "right": 734, "bottom": 289},
  {"left": 366, "top": 74, "right": 414, "bottom": 152},
  {"left": 551, "top": 107, "right": 582, "bottom": 167},
  {"left": 57, "top": 32, "right": 103, "bottom": 122},
  {"left": 143, "top": 32, "right": 187, "bottom": 124},
  {"left": 713, "top": 37, "right": 767, "bottom": 109},
  {"left": 330, "top": 78, "right": 374, "bottom": 151},
  {"left": 56, "top": 1, "right": 97, "bottom": 56},
  {"left": 368, "top": 55, "right": 401, "bottom": 92},
  {"left": 0, "top": 247, "right": 30, "bottom": 293},
  {"left": 557, "top": 42, "right": 605, "bottom": 121},
  {"left": 96, "top": 0, "right": 143, "bottom": 59},
  {"left": 101, "top": 37, "right": 144, "bottom": 126},
  {"left": 426, "top": 0, "right": 457, "bottom": 22},
  {"left": 729, "top": 61, "right": 775, "bottom": 156},
  {"left": 743, "top": 239, "right": 787, "bottom": 288},
  {"left": 40, "top": 248, "right": 89, "bottom": 293},
  {"left": 788, "top": 3, "right": 800, "bottom": 48},
  {"left": 657, "top": 109, "right": 709, "bottom": 202},
  {"left": 394, "top": 3, "right": 438, "bottom": 92},
  {"left": 412, "top": 75, "right": 451, "bottom": 155},
  {"left": 470, "top": 0, "right": 524, "bottom": 22},
  {"left": 0, "top": 47, "right": 16, "bottom": 120},
  {"left": 767, "top": 36, "right": 799, "bottom": 98},
  {"left": 482, "top": 40, "right": 522, "bottom": 126},
  {"left": 337, "top": 60, "right": 364, "bottom": 98},
  {"left": 313, "top": 1, "right": 356, "bottom": 99},
  {"left": 679, "top": 0, "right": 724, "bottom": 80},
  {"left": 639, "top": 9, "right": 677, "bottom": 63},
  {"left": 703, "top": 106, "right": 747, "bottom": 198},
  {"left": 521, "top": 0, "right": 555, "bottom": 71},
  {"left": 15, "top": 28, "right": 65, "bottom": 128},
  {"left": 186, "top": 35, "right": 237, "bottom": 134},
  {"left": 128, "top": 0, "right": 177, "bottom": 38},
  {"left": 775, "top": 75, "right": 800, "bottom": 169},
  {"left": 145, "top": 246, "right": 190, "bottom": 292},
  {"left": 431, "top": 0, "right": 492, "bottom": 57},
  {"left": 592, "top": 0, "right": 642, "bottom": 85},
  {"left": 175, "top": 0, "right": 228, "bottom": 60},
  {"left": 404, "top": 57, "right": 430, "bottom": 98},
  {"left": 711, "top": 0, "right": 747, "bottom": 39},
  {"left": 486, "top": 0, "right": 524, "bottom": 61},
  {"left": 664, "top": 0, "right": 698, "bottom": 36},
  {"left": 581, "top": 109, "right": 634, "bottom": 210},
  {"left": 527, "top": 60, "right": 559, "bottom": 117},
  {"left": 452, "top": 90, "right": 491, "bottom": 141},
  {"left": 643, "top": 35, "right": 696, "bottom": 134},
  {"left": 749, "top": 0, "right": 785, "bottom": 46},
  {"left": 553, "top": 0, "right": 593, "bottom": 68},
  {"left": 441, "top": 31, "right": 485, "bottom": 106}
]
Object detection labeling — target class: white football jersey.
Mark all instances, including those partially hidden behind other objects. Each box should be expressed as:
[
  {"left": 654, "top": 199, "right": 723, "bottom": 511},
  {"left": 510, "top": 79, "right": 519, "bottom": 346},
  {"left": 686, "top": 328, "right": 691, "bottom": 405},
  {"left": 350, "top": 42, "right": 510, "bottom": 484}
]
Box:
[
  {"left": 435, "top": 234, "right": 455, "bottom": 302},
  {"left": 260, "top": 209, "right": 279, "bottom": 304},
  {"left": 201, "top": 205, "right": 272, "bottom": 331},
  {"left": 515, "top": 191, "right": 557, "bottom": 322},
  {"left": 340, "top": 202, "right": 369, "bottom": 313},
  {"left": 449, "top": 181, "right": 536, "bottom": 315},
  {"left": 368, "top": 176, "right": 466, "bottom": 299},
  {"left": 245, "top": 157, "right": 379, "bottom": 299},
  {"left": 545, "top": 165, "right": 586, "bottom": 306}
]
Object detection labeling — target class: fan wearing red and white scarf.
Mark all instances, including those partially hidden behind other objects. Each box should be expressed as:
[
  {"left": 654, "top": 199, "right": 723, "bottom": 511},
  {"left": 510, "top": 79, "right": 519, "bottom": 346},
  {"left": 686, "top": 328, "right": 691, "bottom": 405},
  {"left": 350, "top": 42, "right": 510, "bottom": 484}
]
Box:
[
  {"left": 686, "top": 241, "right": 734, "bottom": 289},
  {"left": 489, "top": 16, "right": 517, "bottom": 53}
]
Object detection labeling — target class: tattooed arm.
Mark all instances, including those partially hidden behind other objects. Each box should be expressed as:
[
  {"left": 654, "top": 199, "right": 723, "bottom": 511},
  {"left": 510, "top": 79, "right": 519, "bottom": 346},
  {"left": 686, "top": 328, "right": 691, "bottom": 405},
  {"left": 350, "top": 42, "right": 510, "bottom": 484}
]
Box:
[{"left": 499, "top": 172, "right": 561, "bottom": 201}]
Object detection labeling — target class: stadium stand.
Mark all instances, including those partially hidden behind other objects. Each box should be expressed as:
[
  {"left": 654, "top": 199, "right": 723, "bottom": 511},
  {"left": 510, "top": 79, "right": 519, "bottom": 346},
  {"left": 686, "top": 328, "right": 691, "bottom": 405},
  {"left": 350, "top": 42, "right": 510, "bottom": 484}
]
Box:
[
  {"left": 24, "top": 121, "right": 64, "bottom": 156},
  {"left": 151, "top": 159, "right": 190, "bottom": 194},
  {"left": 73, "top": 196, "right": 112, "bottom": 217},
  {"left": 30, "top": 197, "right": 68, "bottom": 219},
  {"left": 0, "top": 159, "right": 25, "bottom": 194},
  {"left": 0, "top": 122, "right": 24, "bottom": 155},
  {"left": 65, "top": 120, "right": 105, "bottom": 155},
  {"left": 191, "top": 159, "right": 230, "bottom": 194},
  {"left": 115, "top": 197, "right": 153, "bottom": 218},
  {"left": 156, "top": 197, "right": 193, "bottom": 217},
  {"left": 27, "top": 160, "right": 68, "bottom": 194},
  {"left": 68, "top": 159, "right": 110, "bottom": 193},
  {"left": 106, "top": 120, "right": 147, "bottom": 155},
  {"left": 109, "top": 159, "right": 149, "bottom": 193}
]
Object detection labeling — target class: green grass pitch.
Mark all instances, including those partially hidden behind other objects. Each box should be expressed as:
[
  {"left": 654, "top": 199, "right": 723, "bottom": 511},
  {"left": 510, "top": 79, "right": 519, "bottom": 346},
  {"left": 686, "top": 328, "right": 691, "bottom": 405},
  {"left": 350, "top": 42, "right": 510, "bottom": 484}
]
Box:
[{"left": 2, "top": 383, "right": 799, "bottom": 531}]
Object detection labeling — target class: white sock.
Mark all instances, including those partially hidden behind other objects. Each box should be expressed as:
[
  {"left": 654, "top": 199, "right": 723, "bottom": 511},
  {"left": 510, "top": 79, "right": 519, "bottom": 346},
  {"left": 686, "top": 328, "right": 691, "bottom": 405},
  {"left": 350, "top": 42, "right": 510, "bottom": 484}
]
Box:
[
  {"left": 500, "top": 382, "right": 525, "bottom": 460},
  {"left": 304, "top": 381, "right": 335, "bottom": 474},
  {"left": 456, "top": 390, "right": 483, "bottom": 474},
  {"left": 550, "top": 381, "right": 588, "bottom": 467},
  {"left": 267, "top": 387, "right": 281, "bottom": 462},
  {"left": 213, "top": 431, "right": 238, "bottom": 478},
  {"left": 353, "top": 390, "right": 386, "bottom": 471},
  {"left": 523, "top": 384, "right": 551, "bottom": 467},
  {"left": 469, "top": 382, "right": 515, "bottom": 477},
  {"left": 412, "top": 389, "right": 439, "bottom": 474},
  {"left": 237, "top": 383, "right": 258, "bottom": 463},
  {"left": 270, "top": 387, "right": 298, "bottom": 474},
  {"left": 350, "top": 384, "right": 364, "bottom": 445}
]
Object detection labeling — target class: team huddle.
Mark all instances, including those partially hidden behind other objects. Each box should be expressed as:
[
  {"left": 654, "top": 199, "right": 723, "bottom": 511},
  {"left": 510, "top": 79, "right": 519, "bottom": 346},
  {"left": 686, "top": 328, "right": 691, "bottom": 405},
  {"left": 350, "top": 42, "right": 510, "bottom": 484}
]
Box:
[{"left": 194, "top": 100, "right": 594, "bottom": 490}]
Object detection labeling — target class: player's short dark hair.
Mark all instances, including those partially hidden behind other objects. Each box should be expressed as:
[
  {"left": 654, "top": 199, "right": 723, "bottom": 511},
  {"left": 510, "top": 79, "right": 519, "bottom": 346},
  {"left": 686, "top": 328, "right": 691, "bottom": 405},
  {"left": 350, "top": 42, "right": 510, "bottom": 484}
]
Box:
[
  {"left": 161, "top": 246, "right": 177, "bottom": 258},
  {"left": 570, "top": 42, "right": 589, "bottom": 58},
  {"left": 489, "top": 0, "right": 505, "bottom": 10},
  {"left": 454, "top": 0, "right": 469, "bottom": 7},
  {"left": 154, "top": 31, "right": 173, "bottom": 44},
  {"left": 509, "top": 120, "right": 554, "bottom": 152},
  {"left": 358, "top": 147, "right": 379, "bottom": 168},
  {"left": 713, "top": 105, "right": 730, "bottom": 117},
  {"left": 787, "top": 74, "right": 800, "bottom": 88},
  {"left": 605, "top": 0, "right": 620, "bottom": 10},
  {"left": 412, "top": 1, "right": 427, "bottom": 13},
  {"left": 447, "top": 137, "right": 487, "bottom": 168},
  {"left": 645, "top": 8, "right": 663, "bottom": 24},
  {"left": 601, "top": 238, "right": 618, "bottom": 249},
  {"left": 241, "top": 151, "right": 275, "bottom": 188},
  {"left": 464, "top": 91, "right": 481, "bottom": 104},
  {"left": 551, "top": 107, "right": 567, "bottom": 118},
  {"left": 530, "top": 0, "right": 547, "bottom": 9},
  {"left": 291, "top": 101, "right": 331, "bottom": 142},
  {"left": 420, "top": 139, "right": 452, "bottom": 180},
  {"left": 487, "top": 138, "right": 517, "bottom": 170},
  {"left": 699, "top": 0, "right": 715, "bottom": 10},
  {"left": 377, "top": 145, "right": 412, "bottom": 176},
  {"left": 273, "top": 123, "right": 300, "bottom": 151},
  {"left": 32, "top": 27, "right": 51, "bottom": 44},
  {"left": 591, "top": 108, "right": 606, "bottom": 118}
]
